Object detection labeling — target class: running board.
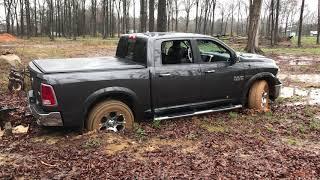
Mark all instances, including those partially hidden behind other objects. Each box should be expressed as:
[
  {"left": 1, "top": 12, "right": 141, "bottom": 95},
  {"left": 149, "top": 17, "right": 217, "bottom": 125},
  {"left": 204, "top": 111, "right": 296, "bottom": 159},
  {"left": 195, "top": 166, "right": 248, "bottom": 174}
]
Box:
[{"left": 154, "top": 104, "right": 243, "bottom": 121}]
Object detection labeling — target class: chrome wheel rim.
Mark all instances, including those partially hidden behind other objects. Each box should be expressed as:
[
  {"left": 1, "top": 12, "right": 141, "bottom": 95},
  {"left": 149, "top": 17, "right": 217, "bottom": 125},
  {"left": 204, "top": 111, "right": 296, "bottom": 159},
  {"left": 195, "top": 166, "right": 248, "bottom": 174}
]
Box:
[
  {"left": 261, "top": 91, "right": 269, "bottom": 109},
  {"left": 99, "top": 111, "right": 126, "bottom": 132}
]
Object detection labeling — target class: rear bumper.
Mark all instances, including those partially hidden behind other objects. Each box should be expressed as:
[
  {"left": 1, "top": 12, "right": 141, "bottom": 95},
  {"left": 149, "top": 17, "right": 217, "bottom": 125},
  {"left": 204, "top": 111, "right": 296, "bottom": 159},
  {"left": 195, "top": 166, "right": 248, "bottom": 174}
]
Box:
[{"left": 28, "top": 90, "right": 63, "bottom": 126}]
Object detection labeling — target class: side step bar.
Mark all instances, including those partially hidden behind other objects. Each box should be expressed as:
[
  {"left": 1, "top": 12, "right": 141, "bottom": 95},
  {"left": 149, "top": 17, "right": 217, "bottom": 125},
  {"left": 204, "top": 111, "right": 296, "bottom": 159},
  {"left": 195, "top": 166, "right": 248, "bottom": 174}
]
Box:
[{"left": 154, "top": 104, "right": 243, "bottom": 121}]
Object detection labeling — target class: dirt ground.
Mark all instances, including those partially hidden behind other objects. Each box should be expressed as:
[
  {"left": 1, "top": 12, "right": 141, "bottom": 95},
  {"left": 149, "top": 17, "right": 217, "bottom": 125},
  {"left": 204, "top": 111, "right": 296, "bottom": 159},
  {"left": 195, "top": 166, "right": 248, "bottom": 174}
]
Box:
[{"left": 0, "top": 38, "right": 320, "bottom": 178}]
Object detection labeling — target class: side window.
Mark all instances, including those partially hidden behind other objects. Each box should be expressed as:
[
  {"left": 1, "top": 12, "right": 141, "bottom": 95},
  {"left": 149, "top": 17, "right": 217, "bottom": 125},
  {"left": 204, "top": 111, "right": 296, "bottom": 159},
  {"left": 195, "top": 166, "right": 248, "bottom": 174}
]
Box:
[
  {"left": 161, "top": 40, "right": 193, "bottom": 65},
  {"left": 116, "top": 36, "right": 147, "bottom": 65},
  {"left": 197, "top": 40, "right": 231, "bottom": 63}
]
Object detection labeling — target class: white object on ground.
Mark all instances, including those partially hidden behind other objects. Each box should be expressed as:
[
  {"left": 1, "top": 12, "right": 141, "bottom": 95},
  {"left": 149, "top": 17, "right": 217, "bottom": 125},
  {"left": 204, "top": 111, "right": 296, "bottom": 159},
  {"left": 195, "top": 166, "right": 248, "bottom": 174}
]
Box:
[
  {"left": 12, "top": 125, "right": 29, "bottom": 134},
  {"left": 0, "top": 54, "right": 22, "bottom": 67}
]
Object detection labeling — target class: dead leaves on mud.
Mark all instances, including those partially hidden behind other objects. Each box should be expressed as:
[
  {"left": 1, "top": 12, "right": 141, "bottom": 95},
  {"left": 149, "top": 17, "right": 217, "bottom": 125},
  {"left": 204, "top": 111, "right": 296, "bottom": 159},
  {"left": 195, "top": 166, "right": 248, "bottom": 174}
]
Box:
[{"left": 0, "top": 93, "right": 320, "bottom": 179}]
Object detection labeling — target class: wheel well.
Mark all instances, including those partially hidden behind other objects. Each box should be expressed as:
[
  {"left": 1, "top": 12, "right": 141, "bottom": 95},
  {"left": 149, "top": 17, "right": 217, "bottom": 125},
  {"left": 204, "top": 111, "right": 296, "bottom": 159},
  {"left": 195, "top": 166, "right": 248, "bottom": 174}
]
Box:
[
  {"left": 244, "top": 77, "right": 276, "bottom": 106},
  {"left": 84, "top": 93, "right": 135, "bottom": 126}
]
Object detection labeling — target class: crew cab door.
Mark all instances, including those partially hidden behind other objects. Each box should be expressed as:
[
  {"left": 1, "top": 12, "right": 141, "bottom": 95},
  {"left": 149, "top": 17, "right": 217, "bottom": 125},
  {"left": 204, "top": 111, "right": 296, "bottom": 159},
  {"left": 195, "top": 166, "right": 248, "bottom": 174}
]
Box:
[
  {"left": 151, "top": 39, "right": 202, "bottom": 111},
  {"left": 195, "top": 39, "right": 245, "bottom": 103}
]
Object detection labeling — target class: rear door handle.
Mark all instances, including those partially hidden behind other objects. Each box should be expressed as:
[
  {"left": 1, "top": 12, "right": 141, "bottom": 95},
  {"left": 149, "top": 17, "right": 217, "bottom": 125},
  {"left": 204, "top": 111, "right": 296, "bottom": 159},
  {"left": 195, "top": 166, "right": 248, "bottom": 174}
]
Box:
[
  {"left": 204, "top": 70, "right": 216, "bottom": 74},
  {"left": 159, "top": 73, "right": 172, "bottom": 77}
]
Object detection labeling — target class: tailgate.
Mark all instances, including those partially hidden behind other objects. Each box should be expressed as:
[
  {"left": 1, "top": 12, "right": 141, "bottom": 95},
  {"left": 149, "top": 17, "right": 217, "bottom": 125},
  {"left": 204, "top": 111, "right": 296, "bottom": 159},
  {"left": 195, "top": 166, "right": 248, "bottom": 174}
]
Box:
[{"left": 28, "top": 61, "right": 44, "bottom": 105}]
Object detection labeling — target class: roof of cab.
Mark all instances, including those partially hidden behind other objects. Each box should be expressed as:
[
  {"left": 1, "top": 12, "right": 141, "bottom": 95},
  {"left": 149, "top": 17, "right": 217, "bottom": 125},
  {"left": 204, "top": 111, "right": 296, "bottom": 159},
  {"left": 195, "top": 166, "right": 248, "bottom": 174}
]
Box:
[{"left": 122, "top": 32, "right": 211, "bottom": 40}]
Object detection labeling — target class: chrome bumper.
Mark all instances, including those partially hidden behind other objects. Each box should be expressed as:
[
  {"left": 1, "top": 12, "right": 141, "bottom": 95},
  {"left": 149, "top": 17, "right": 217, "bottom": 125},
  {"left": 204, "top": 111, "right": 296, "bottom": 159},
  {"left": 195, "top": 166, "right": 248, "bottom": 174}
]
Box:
[
  {"left": 274, "top": 84, "right": 282, "bottom": 99},
  {"left": 28, "top": 90, "right": 63, "bottom": 126}
]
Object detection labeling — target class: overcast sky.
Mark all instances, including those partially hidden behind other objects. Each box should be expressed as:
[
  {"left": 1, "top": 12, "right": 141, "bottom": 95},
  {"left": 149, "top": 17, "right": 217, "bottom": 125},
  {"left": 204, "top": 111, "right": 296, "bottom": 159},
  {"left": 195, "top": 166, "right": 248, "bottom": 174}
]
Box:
[{"left": 0, "top": 0, "right": 318, "bottom": 24}]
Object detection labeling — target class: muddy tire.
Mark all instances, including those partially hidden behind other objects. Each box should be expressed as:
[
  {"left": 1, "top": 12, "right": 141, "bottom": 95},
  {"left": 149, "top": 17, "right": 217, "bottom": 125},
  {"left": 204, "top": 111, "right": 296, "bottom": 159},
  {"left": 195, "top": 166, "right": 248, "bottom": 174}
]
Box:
[
  {"left": 248, "top": 80, "right": 270, "bottom": 112},
  {"left": 86, "top": 100, "right": 134, "bottom": 132},
  {"left": 8, "top": 80, "right": 23, "bottom": 92}
]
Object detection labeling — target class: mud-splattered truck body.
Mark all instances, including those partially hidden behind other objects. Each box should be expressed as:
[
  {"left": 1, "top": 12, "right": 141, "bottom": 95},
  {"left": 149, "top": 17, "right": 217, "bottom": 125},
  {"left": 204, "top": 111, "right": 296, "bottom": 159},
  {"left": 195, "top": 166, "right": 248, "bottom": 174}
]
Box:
[{"left": 28, "top": 33, "right": 281, "bottom": 131}]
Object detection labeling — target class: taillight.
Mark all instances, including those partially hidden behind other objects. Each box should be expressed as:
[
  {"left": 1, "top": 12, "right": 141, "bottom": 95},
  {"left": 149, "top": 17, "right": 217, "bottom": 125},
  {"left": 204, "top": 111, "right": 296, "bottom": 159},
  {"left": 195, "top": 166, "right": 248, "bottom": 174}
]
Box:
[{"left": 40, "top": 83, "right": 57, "bottom": 106}]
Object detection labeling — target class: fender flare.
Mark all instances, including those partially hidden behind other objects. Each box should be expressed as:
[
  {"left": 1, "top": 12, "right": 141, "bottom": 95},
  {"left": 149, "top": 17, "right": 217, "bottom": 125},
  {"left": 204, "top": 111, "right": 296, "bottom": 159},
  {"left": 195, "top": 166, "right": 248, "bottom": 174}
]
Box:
[
  {"left": 83, "top": 87, "right": 140, "bottom": 121},
  {"left": 241, "top": 72, "right": 279, "bottom": 105}
]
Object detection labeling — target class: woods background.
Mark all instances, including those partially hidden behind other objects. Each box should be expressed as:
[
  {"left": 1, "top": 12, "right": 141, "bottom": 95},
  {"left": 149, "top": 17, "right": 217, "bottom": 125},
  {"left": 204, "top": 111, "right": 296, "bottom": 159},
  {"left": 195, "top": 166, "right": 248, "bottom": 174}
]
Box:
[{"left": 0, "top": 0, "right": 319, "bottom": 46}]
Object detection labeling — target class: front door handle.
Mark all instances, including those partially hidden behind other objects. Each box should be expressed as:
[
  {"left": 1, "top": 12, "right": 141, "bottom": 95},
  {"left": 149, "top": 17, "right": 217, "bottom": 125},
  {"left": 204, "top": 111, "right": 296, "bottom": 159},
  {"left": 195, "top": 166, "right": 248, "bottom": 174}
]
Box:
[
  {"left": 204, "top": 70, "right": 216, "bottom": 74},
  {"left": 159, "top": 73, "right": 172, "bottom": 77}
]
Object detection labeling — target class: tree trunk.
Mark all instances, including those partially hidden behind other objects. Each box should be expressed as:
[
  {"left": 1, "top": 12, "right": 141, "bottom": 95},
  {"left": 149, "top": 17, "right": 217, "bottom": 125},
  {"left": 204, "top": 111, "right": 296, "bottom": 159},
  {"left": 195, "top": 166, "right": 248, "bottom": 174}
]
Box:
[
  {"left": 91, "top": 0, "right": 97, "bottom": 37},
  {"left": 185, "top": 10, "right": 190, "bottom": 32},
  {"left": 270, "top": 0, "right": 274, "bottom": 46},
  {"left": 157, "top": 0, "right": 167, "bottom": 32},
  {"left": 34, "top": 0, "right": 37, "bottom": 36},
  {"left": 20, "top": 0, "right": 24, "bottom": 36},
  {"left": 317, "top": 0, "right": 320, "bottom": 44},
  {"left": 210, "top": 1, "right": 216, "bottom": 35},
  {"left": 4, "top": 0, "right": 13, "bottom": 33},
  {"left": 123, "top": 0, "right": 127, "bottom": 33},
  {"left": 48, "top": 0, "right": 54, "bottom": 40},
  {"left": 149, "top": 0, "right": 154, "bottom": 31},
  {"left": 140, "top": 0, "right": 146, "bottom": 32},
  {"left": 195, "top": 0, "right": 199, "bottom": 33},
  {"left": 72, "top": 0, "right": 77, "bottom": 40},
  {"left": 274, "top": 0, "right": 280, "bottom": 44},
  {"left": 202, "top": 0, "right": 209, "bottom": 34},
  {"left": 175, "top": 0, "right": 178, "bottom": 31},
  {"left": 245, "top": 0, "right": 263, "bottom": 53},
  {"left": 133, "top": 0, "right": 136, "bottom": 32},
  {"left": 298, "top": 0, "right": 305, "bottom": 47},
  {"left": 25, "top": 0, "right": 31, "bottom": 38},
  {"left": 230, "top": 4, "right": 234, "bottom": 36}
]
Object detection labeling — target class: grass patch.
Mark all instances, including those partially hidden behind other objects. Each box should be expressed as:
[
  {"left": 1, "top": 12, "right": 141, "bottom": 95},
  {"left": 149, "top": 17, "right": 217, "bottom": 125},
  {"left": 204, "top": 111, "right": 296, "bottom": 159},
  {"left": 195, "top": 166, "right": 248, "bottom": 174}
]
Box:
[
  {"left": 284, "top": 137, "right": 299, "bottom": 146},
  {"left": 134, "top": 124, "right": 146, "bottom": 140},
  {"left": 228, "top": 112, "right": 238, "bottom": 119},
  {"left": 200, "top": 122, "right": 228, "bottom": 133},
  {"left": 304, "top": 106, "right": 317, "bottom": 118},
  {"left": 82, "top": 138, "right": 102, "bottom": 149},
  {"left": 152, "top": 120, "right": 161, "bottom": 129},
  {"left": 310, "top": 119, "right": 320, "bottom": 131}
]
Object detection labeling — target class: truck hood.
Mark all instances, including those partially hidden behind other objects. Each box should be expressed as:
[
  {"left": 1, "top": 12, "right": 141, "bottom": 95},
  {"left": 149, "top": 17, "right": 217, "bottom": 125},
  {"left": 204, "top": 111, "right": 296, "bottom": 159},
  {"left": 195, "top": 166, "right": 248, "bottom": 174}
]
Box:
[
  {"left": 31, "top": 57, "right": 145, "bottom": 74},
  {"left": 237, "top": 52, "right": 276, "bottom": 64}
]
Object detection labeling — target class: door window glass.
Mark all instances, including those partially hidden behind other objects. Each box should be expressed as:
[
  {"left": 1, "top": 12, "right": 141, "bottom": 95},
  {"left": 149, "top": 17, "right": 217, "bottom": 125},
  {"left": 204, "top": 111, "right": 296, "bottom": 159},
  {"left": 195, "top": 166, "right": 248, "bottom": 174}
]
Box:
[
  {"left": 197, "top": 40, "right": 231, "bottom": 63},
  {"left": 161, "top": 40, "right": 193, "bottom": 65}
]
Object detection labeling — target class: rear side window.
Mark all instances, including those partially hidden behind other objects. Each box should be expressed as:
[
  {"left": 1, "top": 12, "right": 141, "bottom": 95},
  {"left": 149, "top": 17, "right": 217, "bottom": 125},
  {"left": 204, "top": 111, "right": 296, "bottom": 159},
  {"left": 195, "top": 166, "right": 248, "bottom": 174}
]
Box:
[{"left": 116, "top": 36, "right": 147, "bottom": 65}]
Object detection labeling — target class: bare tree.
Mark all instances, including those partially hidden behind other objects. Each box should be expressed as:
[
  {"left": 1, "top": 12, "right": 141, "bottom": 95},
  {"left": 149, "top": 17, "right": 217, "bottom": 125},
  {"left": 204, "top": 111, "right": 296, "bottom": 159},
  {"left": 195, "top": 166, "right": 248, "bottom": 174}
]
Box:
[
  {"left": 19, "top": 0, "right": 24, "bottom": 36},
  {"left": 274, "top": 0, "right": 280, "bottom": 44},
  {"left": 183, "top": 0, "right": 194, "bottom": 32},
  {"left": 133, "top": 0, "right": 136, "bottom": 32},
  {"left": 91, "top": 0, "right": 97, "bottom": 37},
  {"left": 174, "top": 0, "right": 178, "bottom": 31},
  {"left": 245, "top": 0, "right": 263, "bottom": 53},
  {"left": 25, "top": 0, "right": 31, "bottom": 38},
  {"left": 149, "top": 0, "right": 155, "bottom": 31},
  {"left": 140, "top": 0, "right": 146, "bottom": 32},
  {"left": 123, "top": 0, "right": 127, "bottom": 33},
  {"left": 195, "top": 0, "right": 199, "bottom": 33},
  {"left": 4, "top": 0, "right": 14, "bottom": 33},
  {"left": 317, "top": 0, "right": 320, "bottom": 44},
  {"left": 210, "top": 0, "right": 216, "bottom": 35},
  {"left": 157, "top": 0, "right": 167, "bottom": 31},
  {"left": 297, "top": 0, "right": 305, "bottom": 47}
]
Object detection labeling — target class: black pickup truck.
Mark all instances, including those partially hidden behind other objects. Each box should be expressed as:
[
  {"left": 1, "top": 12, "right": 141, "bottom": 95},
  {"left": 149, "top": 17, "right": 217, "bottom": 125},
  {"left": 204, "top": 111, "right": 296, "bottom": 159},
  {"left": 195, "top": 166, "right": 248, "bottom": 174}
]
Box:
[{"left": 28, "top": 32, "right": 281, "bottom": 132}]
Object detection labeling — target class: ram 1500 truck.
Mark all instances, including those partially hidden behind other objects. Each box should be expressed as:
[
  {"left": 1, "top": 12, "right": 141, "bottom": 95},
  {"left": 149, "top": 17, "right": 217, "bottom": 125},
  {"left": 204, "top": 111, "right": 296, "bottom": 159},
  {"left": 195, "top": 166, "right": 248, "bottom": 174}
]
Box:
[{"left": 28, "top": 33, "right": 281, "bottom": 132}]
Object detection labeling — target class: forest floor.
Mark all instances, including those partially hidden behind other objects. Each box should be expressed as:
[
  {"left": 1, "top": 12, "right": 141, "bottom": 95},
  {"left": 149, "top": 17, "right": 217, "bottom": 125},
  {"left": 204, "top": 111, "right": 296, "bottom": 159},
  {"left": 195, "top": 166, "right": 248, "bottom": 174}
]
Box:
[{"left": 0, "top": 36, "right": 320, "bottom": 178}]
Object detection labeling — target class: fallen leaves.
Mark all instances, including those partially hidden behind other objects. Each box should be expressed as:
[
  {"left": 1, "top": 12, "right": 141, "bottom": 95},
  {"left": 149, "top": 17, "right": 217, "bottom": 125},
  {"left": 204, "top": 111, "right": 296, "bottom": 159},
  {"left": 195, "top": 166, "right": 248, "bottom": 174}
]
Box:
[{"left": 0, "top": 93, "right": 319, "bottom": 179}]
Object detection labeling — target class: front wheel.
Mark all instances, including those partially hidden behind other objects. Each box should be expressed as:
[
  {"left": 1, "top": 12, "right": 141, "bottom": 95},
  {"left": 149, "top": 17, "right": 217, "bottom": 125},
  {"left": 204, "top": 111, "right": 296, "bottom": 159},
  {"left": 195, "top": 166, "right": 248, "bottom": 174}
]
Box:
[
  {"left": 86, "top": 100, "right": 134, "bottom": 132},
  {"left": 248, "top": 80, "right": 270, "bottom": 112}
]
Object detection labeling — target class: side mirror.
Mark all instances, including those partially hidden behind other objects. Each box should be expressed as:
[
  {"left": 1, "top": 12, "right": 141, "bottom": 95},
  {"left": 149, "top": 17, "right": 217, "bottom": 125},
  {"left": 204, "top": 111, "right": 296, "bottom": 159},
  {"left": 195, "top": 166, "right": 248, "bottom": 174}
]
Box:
[{"left": 230, "top": 55, "right": 239, "bottom": 65}]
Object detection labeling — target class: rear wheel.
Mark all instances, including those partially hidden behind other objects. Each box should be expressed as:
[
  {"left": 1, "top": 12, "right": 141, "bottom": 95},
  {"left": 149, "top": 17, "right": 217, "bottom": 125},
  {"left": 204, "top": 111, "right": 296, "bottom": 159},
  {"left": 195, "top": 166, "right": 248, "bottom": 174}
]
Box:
[
  {"left": 248, "top": 80, "right": 270, "bottom": 112},
  {"left": 87, "top": 100, "right": 134, "bottom": 132}
]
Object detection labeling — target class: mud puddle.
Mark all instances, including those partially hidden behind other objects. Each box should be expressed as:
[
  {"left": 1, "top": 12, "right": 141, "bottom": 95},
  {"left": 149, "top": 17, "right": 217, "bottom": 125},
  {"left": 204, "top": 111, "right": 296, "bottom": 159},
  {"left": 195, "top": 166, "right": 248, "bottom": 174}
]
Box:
[
  {"left": 280, "top": 86, "right": 320, "bottom": 105},
  {"left": 278, "top": 74, "right": 320, "bottom": 85}
]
